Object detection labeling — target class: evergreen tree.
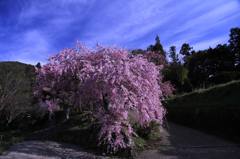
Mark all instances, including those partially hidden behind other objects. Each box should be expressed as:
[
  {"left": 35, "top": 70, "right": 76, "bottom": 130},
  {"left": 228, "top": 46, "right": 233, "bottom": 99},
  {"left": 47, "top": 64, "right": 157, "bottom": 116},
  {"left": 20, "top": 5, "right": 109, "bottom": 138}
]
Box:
[
  {"left": 36, "top": 62, "right": 41, "bottom": 69},
  {"left": 169, "top": 46, "right": 179, "bottom": 64},
  {"left": 229, "top": 27, "right": 240, "bottom": 69},
  {"left": 180, "top": 43, "right": 192, "bottom": 56},
  {"left": 147, "top": 35, "right": 165, "bottom": 55}
]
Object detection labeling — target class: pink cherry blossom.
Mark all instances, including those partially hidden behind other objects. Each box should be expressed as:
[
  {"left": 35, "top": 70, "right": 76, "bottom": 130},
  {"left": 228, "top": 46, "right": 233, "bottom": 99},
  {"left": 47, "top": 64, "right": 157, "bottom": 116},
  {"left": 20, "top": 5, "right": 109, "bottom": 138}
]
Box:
[{"left": 34, "top": 44, "right": 173, "bottom": 152}]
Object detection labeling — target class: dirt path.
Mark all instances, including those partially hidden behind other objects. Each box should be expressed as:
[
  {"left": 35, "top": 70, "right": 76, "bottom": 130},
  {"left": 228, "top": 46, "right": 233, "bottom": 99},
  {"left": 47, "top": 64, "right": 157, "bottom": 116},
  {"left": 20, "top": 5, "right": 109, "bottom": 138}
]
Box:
[
  {"left": 1, "top": 123, "right": 240, "bottom": 159},
  {"left": 137, "top": 123, "right": 240, "bottom": 159}
]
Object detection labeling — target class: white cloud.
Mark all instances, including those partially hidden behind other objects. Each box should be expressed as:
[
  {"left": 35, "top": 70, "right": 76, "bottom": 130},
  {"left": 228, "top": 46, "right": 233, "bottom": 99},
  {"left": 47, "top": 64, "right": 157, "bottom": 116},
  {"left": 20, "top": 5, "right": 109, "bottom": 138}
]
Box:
[
  {"left": 81, "top": 0, "right": 176, "bottom": 44},
  {"left": 82, "top": 0, "right": 240, "bottom": 50},
  {"left": 5, "top": 30, "right": 52, "bottom": 64},
  {"left": 1, "top": 0, "right": 240, "bottom": 64},
  {"left": 173, "top": 1, "right": 239, "bottom": 35},
  {"left": 192, "top": 35, "right": 228, "bottom": 50}
]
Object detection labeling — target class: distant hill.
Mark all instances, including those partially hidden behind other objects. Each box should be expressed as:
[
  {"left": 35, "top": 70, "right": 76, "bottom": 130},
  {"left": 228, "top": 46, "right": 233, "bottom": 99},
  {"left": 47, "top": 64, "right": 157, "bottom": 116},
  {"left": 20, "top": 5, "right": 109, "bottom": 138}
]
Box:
[
  {"left": 0, "top": 61, "right": 36, "bottom": 126},
  {"left": 0, "top": 61, "right": 35, "bottom": 92},
  {"left": 0, "top": 61, "right": 35, "bottom": 77}
]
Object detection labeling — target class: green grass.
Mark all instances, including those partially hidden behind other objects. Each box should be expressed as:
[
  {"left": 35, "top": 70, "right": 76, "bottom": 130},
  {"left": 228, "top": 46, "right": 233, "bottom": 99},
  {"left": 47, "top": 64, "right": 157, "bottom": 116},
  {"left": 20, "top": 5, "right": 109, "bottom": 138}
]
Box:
[
  {"left": 0, "top": 61, "right": 35, "bottom": 83},
  {"left": 165, "top": 80, "right": 240, "bottom": 142},
  {"left": 167, "top": 80, "right": 240, "bottom": 108}
]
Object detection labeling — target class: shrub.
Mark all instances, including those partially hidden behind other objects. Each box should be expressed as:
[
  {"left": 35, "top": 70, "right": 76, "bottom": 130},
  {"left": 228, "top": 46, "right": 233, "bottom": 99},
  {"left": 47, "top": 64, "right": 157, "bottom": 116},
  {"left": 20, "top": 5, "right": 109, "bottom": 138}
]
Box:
[{"left": 35, "top": 45, "right": 172, "bottom": 153}]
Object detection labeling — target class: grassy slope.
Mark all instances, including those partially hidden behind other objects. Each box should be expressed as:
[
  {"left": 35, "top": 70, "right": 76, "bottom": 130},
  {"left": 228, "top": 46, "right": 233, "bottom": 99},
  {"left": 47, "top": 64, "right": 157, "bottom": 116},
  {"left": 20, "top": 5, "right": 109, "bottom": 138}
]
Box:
[
  {"left": 0, "top": 61, "right": 35, "bottom": 107},
  {"left": 0, "top": 61, "right": 35, "bottom": 77},
  {"left": 0, "top": 61, "right": 36, "bottom": 124},
  {"left": 165, "top": 80, "right": 240, "bottom": 142},
  {"left": 167, "top": 80, "right": 240, "bottom": 108},
  {"left": 0, "top": 61, "right": 36, "bottom": 154}
]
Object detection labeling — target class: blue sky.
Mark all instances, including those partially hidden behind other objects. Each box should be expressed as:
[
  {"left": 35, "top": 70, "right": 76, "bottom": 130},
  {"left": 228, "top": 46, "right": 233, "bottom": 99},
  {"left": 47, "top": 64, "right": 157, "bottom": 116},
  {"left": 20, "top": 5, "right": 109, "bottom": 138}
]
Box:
[{"left": 0, "top": 0, "right": 240, "bottom": 64}]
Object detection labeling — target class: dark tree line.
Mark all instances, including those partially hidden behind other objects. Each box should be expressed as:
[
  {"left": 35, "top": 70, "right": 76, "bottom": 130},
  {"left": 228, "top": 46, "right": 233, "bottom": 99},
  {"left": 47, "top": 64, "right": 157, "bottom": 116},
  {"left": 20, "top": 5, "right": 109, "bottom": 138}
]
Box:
[
  {"left": 132, "top": 27, "right": 240, "bottom": 93},
  {"left": 179, "top": 27, "right": 240, "bottom": 91}
]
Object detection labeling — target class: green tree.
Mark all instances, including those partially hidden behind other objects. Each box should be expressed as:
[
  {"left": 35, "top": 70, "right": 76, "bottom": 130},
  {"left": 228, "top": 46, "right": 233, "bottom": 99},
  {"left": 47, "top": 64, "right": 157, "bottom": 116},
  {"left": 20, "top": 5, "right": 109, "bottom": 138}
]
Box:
[
  {"left": 185, "top": 44, "right": 236, "bottom": 88},
  {"left": 180, "top": 43, "right": 193, "bottom": 63},
  {"left": 169, "top": 46, "right": 179, "bottom": 64},
  {"left": 229, "top": 27, "right": 240, "bottom": 69},
  {"left": 147, "top": 35, "right": 165, "bottom": 55},
  {"left": 180, "top": 43, "right": 192, "bottom": 56},
  {"left": 164, "top": 46, "right": 192, "bottom": 92},
  {"left": 163, "top": 64, "right": 192, "bottom": 93},
  {"left": 35, "top": 62, "right": 41, "bottom": 69}
]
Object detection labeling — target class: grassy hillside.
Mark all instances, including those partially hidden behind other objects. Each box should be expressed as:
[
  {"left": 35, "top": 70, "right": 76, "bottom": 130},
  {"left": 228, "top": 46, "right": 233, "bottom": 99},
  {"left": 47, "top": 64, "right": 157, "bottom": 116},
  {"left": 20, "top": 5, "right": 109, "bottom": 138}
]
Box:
[
  {"left": 167, "top": 80, "right": 240, "bottom": 108},
  {"left": 0, "top": 61, "right": 37, "bottom": 127},
  {"left": 0, "top": 61, "right": 36, "bottom": 85},
  {"left": 0, "top": 62, "right": 37, "bottom": 153},
  {"left": 166, "top": 80, "right": 240, "bottom": 141}
]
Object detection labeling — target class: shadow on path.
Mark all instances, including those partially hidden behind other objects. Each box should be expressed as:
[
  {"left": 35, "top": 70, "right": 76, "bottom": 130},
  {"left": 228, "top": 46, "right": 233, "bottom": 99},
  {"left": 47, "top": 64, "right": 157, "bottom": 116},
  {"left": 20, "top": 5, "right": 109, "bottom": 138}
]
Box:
[
  {"left": 137, "top": 122, "right": 240, "bottom": 159},
  {"left": 0, "top": 140, "right": 109, "bottom": 159}
]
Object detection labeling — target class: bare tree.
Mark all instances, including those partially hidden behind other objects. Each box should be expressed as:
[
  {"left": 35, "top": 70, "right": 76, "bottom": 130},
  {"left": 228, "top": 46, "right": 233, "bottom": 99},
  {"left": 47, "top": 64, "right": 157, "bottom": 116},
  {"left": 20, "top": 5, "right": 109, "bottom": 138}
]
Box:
[{"left": 0, "top": 72, "right": 31, "bottom": 124}]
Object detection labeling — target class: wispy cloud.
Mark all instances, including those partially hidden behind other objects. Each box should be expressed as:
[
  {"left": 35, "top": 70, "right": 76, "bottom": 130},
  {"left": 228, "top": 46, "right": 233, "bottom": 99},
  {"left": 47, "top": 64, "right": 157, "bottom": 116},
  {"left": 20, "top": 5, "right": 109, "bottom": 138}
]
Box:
[
  {"left": 0, "top": 30, "right": 51, "bottom": 64},
  {"left": 192, "top": 35, "right": 229, "bottom": 50},
  {"left": 0, "top": 0, "right": 240, "bottom": 64}
]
